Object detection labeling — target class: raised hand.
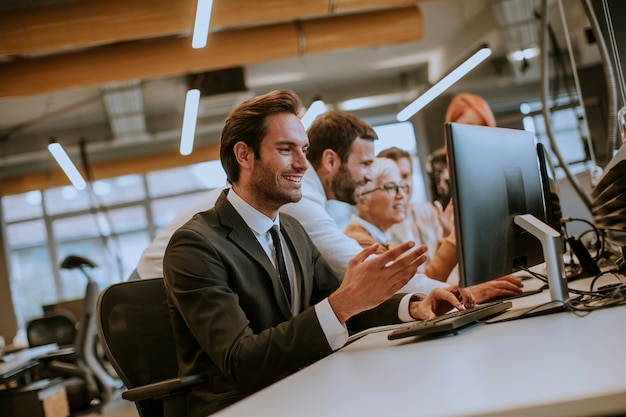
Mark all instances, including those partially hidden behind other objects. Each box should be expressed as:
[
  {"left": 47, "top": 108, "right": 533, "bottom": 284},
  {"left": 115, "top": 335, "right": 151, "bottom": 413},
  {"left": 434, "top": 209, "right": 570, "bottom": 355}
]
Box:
[
  {"left": 329, "top": 241, "right": 428, "bottom": 323},
  {"left": 434, "top": 199, "right": 454, "bottom": 239}
]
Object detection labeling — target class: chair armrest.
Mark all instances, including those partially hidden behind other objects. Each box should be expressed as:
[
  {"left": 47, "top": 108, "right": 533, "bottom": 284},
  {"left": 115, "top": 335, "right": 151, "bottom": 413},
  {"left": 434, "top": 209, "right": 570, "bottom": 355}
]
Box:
[
  {"left": 121, "top": 374, "right": 207, "bottom": 402},
  {"left": 37, "top": 346, "right": 76, "bottom": 360}
]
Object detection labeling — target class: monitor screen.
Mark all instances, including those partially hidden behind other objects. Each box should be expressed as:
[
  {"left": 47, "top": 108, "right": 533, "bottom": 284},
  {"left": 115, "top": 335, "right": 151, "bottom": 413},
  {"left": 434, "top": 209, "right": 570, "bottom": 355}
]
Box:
[
  {"left": 537, "top": 142, "right": 563, "bottom": 233},
  {"left": 445, "top": 123, "right": 546, "bottom": 288}
]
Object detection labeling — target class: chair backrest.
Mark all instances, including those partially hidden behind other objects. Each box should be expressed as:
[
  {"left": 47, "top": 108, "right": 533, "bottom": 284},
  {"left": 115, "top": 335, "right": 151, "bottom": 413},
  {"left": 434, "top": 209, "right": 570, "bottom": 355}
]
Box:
[
  {"left": 96, "top": 278, "right": 179, "bottom": 417},
  {"left": 27, "top": 312, "right": 77, "bottom": 347}
]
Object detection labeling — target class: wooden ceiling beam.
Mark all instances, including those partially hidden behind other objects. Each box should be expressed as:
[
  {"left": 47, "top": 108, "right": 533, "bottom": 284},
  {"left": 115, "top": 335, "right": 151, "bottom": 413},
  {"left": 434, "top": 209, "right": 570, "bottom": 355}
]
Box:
[
  {"left": 0, "top": 7, "right": 423, "bottom": 99},
  {"left": 0, "top": 0, "right": 195, "bottom": 56},
  {"left": 0, "top": 0, "right": 422, "bottom": 56}
]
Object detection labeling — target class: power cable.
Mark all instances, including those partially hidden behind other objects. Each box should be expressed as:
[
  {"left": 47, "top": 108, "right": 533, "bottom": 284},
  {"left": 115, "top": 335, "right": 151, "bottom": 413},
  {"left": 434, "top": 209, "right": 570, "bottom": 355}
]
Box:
[{"left": 539, "top": 0, "right": 592, "bottom": 210}]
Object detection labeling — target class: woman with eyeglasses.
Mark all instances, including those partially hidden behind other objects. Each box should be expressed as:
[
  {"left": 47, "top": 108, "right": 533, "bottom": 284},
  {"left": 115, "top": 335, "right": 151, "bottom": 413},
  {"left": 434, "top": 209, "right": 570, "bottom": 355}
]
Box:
[
  {"left": 344, "top": 157, "right": 456, "bottom": 281},
  {"left": 377, "top": 147, "right": 456, "bottom": 282},
  {"left": 344, "top": 158, "right": 408, "bottom": 252}
]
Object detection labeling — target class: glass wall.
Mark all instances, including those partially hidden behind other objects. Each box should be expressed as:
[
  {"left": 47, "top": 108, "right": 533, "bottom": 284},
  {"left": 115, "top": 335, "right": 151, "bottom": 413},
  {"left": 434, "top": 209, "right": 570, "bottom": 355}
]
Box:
[
  {"left": 521, "top": 100, "right": 592, "bottom": 171},
  {"left": 2, "top": 161, "right": 219, "bottom": 327}
]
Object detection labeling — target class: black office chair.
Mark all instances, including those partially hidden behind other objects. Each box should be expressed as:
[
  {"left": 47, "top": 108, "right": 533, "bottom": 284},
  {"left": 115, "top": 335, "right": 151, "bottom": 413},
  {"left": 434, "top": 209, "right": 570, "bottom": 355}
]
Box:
[
  {"left": 96, "top": 277, "right": 207, "bottom": 417},
  {"left": 25, "top": 255, "right": 117, "bottom": 415},
  {"left": 27, "top": 311, "right": 78, "bottom": 349},
  {"left": 26, "top": 312, "right": 104, "bottom": 415}
]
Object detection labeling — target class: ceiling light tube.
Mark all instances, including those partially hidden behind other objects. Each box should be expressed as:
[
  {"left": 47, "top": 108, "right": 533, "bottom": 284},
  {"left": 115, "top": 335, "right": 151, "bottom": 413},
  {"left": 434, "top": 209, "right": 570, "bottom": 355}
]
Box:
[
  {"left": 180, "top": 89, "right": 201, "bottom": 156},
  {"left": 48, "top": 142, "right": 87, "bottom": 190},
  {"left": 396, "top": 46, "right": 492, "bottom": 121},
  {"left": 192, "top": 0, "right": 214, "bottom": 49},
  {"left": 300, "top": 100, "right": 326, "bottom": 130}
]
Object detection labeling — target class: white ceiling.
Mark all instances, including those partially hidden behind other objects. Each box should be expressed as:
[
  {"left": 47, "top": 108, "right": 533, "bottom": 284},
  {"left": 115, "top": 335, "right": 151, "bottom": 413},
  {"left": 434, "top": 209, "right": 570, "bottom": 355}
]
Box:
[{"left": 0, "top": 0, "right": 600, "bottom": 184}]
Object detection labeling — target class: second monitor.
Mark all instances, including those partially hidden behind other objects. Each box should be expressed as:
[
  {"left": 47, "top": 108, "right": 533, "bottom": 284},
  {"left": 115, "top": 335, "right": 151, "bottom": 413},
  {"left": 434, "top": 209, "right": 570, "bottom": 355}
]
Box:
[{"left": 445, "top": 123, "right": 569, "bottom": 320}]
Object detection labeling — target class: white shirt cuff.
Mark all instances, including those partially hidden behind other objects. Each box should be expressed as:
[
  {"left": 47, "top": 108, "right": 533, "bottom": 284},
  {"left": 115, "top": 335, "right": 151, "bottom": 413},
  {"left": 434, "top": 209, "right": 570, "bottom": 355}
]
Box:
[
  {"left": 315, "top": 298, "right": 348, "bottom": 350},
  {"left": 398, "top": 292, "right": 425, "bottom": 322}
]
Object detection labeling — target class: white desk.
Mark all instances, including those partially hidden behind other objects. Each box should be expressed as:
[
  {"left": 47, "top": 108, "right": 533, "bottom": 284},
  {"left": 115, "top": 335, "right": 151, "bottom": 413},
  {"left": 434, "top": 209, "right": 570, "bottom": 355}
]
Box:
[
  {"left": 0, "top": 344, "right": 59, "bottom": 381},
  {"left": 215, "top": 276, "right": 626, "bottom": 417}
]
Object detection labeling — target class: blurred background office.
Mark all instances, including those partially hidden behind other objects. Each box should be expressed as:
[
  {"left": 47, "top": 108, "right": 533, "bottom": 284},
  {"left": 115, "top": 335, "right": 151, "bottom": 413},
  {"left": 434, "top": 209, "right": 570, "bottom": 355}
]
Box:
[{"left": 0, "top": 0, "right": 622, "bottom": 348}]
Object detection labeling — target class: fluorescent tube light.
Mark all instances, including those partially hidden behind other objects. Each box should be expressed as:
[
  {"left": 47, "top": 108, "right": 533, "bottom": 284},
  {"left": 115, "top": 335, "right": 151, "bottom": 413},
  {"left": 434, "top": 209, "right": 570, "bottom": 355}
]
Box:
[
  {"left": 192, "top": 0, "right": 214, "bottom": 49},
  {"left": 180, "top": 89, "right": 201, "bottom": 156},
  {"left": 338, "top": 92, "right": 410, "bottom": 112},
  {"left": 396, "top": 46, "right": 492, "bottom": 121},
  {"left": 300, "top": 100, "right": 326, "bottom": 130},
  {"left": 48, "top": 142, "right": 87, "bottom": 190}
]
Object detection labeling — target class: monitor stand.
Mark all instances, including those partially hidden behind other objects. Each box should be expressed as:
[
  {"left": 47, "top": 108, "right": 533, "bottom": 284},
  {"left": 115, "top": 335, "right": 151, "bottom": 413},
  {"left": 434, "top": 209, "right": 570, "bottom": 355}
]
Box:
[{"left": 487, "top": 214, "right": 570, "bottom": 323}]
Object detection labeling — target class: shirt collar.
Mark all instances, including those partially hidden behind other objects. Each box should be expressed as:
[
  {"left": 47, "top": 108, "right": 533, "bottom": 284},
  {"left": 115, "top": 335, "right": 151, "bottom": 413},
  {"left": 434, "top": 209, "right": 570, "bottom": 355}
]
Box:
[
  {"left": 350, "top": 214, "right": 390, "bottom": 244},
  {"left": 227, "top": 188, "right": 279, "bottom": 236}
]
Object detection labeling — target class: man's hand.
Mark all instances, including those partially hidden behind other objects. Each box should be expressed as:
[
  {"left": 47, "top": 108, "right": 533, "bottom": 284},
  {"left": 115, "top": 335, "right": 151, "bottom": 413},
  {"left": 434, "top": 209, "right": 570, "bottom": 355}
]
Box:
[
  {"left": 408, "top": 286, "right": 473, "bottom": 320},
  {"left": 468, "top": 275, "right": 524, "bottom": 304},
  {"left": 329, "top": 242, "right": 428, "bottom": 323}
]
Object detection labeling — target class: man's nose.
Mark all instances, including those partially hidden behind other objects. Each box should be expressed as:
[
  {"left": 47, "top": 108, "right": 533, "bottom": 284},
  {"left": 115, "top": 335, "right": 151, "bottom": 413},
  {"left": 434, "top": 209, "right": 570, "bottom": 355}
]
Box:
[
  {"left": 293, "top": 149, "right": 308, "bottom": 170},
  {"left": 364, "top": 167, "right": 374, "bottom": 183}
]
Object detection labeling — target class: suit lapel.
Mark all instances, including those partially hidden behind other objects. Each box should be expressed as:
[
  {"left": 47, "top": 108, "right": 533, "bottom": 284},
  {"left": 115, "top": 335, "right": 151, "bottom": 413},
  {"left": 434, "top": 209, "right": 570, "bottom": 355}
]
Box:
[{"left": 214, "top": 190, "right": 292, "bottom": 319}]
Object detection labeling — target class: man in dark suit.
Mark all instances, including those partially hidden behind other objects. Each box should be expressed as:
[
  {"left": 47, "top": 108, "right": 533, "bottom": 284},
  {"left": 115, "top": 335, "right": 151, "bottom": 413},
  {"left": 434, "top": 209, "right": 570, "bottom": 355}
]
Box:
[{"left": 163, "top": 90, "right": 469, "bottom": 417}]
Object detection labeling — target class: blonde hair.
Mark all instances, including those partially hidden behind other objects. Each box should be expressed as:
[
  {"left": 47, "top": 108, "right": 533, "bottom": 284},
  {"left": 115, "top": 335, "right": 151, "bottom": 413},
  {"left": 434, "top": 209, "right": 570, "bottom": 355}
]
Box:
[{"left": 361, "top": 158, "right": 401, "bottom": 195}]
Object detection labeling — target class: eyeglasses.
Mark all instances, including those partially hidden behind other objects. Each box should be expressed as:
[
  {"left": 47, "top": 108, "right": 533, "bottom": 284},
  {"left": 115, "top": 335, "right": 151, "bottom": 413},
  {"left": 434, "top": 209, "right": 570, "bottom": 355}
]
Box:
[{"left": 361, "top": 182, "right": 410, "bottom": 197}]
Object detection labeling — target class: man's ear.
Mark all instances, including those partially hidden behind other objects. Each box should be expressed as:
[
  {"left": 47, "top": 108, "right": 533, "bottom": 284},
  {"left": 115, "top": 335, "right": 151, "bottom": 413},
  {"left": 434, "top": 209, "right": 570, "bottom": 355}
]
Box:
[
  {"left": 321, "top": 149, "right": 340, "bottom": 173},
  {"left": 233, "top": 141, "right": 252, "bottom": 169}
]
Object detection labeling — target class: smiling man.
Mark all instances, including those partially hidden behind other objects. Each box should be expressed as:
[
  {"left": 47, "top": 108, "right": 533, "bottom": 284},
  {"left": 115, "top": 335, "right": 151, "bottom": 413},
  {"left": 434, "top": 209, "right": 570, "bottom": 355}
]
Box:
[{"left": 163, "top": 90, "right": 469, "bottom": 417}]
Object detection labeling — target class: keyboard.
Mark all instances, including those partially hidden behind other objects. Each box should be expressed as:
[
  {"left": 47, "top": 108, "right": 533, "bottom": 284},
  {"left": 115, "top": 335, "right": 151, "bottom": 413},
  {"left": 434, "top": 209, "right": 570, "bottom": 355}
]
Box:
[{"left": 387, "top": 301, "right": 513, "bottom": 340}]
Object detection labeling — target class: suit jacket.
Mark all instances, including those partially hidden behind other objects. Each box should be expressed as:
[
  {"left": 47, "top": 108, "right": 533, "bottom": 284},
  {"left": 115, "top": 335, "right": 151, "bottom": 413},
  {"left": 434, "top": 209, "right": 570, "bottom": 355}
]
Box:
[{"left": 163, "top": 190, "right": 405, "bottom": 417}]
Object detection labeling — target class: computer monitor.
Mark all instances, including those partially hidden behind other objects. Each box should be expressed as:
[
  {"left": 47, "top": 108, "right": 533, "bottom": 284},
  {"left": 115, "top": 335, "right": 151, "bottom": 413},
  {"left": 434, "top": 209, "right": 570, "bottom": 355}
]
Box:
[
  {"left": 537, "top": 142, "right": 563, "bottom": 233},
  {"left": 446, "top": 123, "right": 569, "bottom": 320}
]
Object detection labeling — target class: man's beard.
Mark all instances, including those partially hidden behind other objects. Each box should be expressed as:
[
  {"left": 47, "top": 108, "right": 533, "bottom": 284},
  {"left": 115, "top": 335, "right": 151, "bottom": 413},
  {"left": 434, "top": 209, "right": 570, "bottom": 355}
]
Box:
[
  {"left": 250, "top": 161, "right": 302, "bottom": 210},
  {"left": 331, "top": 164, "right": 360, "bottom": 205}
]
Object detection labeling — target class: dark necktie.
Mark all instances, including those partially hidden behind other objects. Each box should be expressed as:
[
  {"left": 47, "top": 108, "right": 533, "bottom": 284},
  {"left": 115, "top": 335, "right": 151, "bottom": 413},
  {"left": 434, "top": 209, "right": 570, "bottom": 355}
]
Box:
[{"left": 269, "top": 225, "right": 291, "bottom": 304}]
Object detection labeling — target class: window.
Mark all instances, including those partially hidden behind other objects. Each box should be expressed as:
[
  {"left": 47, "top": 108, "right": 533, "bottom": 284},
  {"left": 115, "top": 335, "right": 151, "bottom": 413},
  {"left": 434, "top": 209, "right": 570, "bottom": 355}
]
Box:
[
  {"left": 521, "top": 100, "right": 591, "bottom": 171},
  {"left": 6, "top": 220, "right": 55, "bottom": 324},
  {"left": 373, "top": 121, "right": 427, "bottom": 203},
  {"left": 2, "top": 161, "right": 222, "bottom": 328}
]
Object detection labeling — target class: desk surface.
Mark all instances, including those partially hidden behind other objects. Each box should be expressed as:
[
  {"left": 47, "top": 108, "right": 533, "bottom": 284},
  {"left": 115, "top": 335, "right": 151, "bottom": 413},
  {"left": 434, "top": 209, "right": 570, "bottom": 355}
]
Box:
[
  {"left": 215, "top": 276, "right": 626, "bottom": 417},
  {"left": 0, "top": 344, "right": 58, "bottom": 380}
]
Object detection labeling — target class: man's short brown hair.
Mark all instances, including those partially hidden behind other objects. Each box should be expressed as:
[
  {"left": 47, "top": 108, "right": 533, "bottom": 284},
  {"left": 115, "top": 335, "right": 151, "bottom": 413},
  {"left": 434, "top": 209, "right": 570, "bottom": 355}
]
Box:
[
  {"left": 220, "top": 90, "right": 302, "bottom": 184},
  {"left": 306, "top": 110, "right": 377, "bottom": 169}
]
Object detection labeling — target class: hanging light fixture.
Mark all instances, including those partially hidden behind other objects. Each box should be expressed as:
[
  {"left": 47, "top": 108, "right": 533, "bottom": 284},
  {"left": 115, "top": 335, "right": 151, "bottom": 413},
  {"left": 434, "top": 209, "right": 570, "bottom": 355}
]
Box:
[
  {"left": 180, "top": 89, "right": 201, "bottom": 156},
  {"left": 48, "top": 140, "right": 87, "bottom": 190},
  {"left": 192, "top": 0, "right": 214, "bottom": 49},
  {"left": 397, "top": 45, "right": 492, "bottom": 121},
  {"left": 300, "top": 99, "right": 326, "bottom": 130}
]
